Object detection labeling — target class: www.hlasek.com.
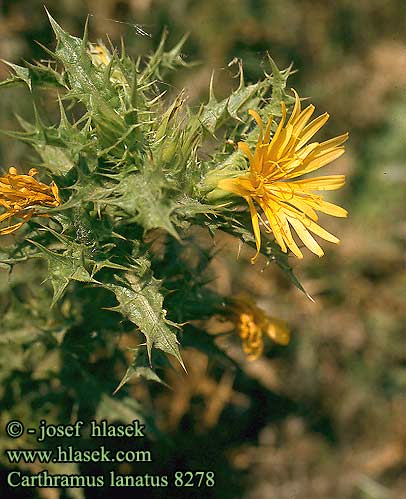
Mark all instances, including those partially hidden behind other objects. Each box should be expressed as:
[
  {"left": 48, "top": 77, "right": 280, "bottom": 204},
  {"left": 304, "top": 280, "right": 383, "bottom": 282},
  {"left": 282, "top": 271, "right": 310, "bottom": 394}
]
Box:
[{"left": 4, "top": 419, "right": 215, "bottom": 489}]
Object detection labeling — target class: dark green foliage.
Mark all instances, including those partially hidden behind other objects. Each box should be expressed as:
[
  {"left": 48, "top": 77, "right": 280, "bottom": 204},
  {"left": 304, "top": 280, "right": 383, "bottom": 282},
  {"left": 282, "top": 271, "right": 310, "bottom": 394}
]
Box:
[{"left": 0, "top": 14, "right": 303, "bottom": 439}]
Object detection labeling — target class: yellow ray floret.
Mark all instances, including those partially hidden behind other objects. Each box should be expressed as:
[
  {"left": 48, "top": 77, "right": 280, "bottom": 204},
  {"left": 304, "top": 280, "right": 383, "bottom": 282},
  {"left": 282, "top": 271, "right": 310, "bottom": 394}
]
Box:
[
  {"left": 0, "top": 167, "right": 60, "bottom": 235},
  {"left": 218, "top": 90, "right": 348, "bottom": 262}
]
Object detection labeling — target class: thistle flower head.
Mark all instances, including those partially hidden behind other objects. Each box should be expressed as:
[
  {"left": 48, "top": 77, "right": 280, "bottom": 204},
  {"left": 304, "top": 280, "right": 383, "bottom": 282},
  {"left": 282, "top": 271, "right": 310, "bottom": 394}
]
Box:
[
  {"left": 227, "top": 295, "right": 289, "bottom": 360},
  {"left": 218, "top": 90, "right": 349, "bottom": 262},
  {"left": 0, "top": 167, "right": 60, "bottom": 235}
]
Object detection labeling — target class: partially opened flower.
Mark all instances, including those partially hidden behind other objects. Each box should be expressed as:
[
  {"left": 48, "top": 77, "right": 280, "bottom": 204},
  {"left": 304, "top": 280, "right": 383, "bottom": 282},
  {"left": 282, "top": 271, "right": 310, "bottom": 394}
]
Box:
[
  {"left": 218, "top": 90, "right": 348, "bottom": 262},
  {"left": 88, "top": 41, "right": 128, "bottom": 86},
  {"left": 0, "top": 167, "right": 60, "bottom": 235},
  {"left": 227, "top": 295, "right": 289, "bottom": 361},
  {"left": 88, "top": 41, "right": 112, "bottom": 67}
]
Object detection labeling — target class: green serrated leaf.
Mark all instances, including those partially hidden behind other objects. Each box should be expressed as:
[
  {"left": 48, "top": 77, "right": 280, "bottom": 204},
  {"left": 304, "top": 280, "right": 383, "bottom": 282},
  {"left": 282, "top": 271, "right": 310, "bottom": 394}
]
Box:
[
  {"left": 112, "top": 173, "right": 179, "bottom": 239},
  {"left": 27, "top": 239, "right": 96, "bottom": 306},
  {"left": 104, "top": 271, "right": 185, "bottom": 369},
  {"left": 45, "top": 9, "right": 128, "bottom": 147},
  {"left": 199, "top": 76, "right": 270, "bottom": 134},
  {"left": 140, "top": 30, "right": 190, "bottom": 83},
  {"left": 114, "top": 346, "right": 167, "bottom": 394},
  {"left": 35, "top": 144, "right": 76, "bottom": 175},
  {"left": 0, "top": 61, "right": 32, "bottom": 90},
  {"left": 0, "top": 59, "right": 66, "bottom": 90}
]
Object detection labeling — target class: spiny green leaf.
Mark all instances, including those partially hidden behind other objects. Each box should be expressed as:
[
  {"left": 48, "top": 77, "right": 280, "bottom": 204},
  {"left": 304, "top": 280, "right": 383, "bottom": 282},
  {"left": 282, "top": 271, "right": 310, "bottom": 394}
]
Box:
[
  {"left": 114, "top": 346, "right": 168, "bottom": 394},
  {"left": 46, "top": 10, "right": 121, "bottom": 114},
  {"left": 104, "top": 271, "right": 185, "bottom": 369},
  {"left": 154, "top": 91, "right": 186, "bottom": 143},
  {"left": 140, "top": 30, "right": 190, "bottom": 83},
  {"left": 0, "top": 61, "right": 32, "bottom": 90},
  {"left": 111, "top": 173, "right": 179, "bottom": 239},
  {"left": 0, "top": 60, "right": 65, "bottom": 90},
  {"left": 27, "top": 239, "right": 96, "bottom": 307},
  {"left": 199, "top": 74, "right": 270, "bottom": 134},
  {"left": 11, "top": 106, "right": 90, "bottom": 176},
  {"left": 35, "top": 144, "right": 76, "bottom": 176},
  {"left": 266, "top": 54, "right": 295, "bottom": 110}
]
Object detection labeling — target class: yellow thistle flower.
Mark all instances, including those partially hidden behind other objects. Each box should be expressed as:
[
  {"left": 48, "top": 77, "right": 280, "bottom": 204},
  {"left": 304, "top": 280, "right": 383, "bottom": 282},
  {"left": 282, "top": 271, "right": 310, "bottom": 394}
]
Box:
[
  {"left": 227, "top": 295, "right": 289, "bottom": 361},
  {"left": 218, "top": 90, "right": 348, "bottom": 262},
  {"left": 0, "top": 167, "right": 60, "bottom": 235},
  {"left": 88, "top": 42, "right": 112, "bottom": 67},
  {"left": 87, "top": 42, "right": 127, "bottom": 86}
]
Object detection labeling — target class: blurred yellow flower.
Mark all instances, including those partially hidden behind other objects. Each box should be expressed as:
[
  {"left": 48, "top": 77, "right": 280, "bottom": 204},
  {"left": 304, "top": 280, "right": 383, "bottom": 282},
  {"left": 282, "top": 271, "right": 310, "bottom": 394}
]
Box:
[
  {"left": 0, "top": 167, "right": 60, "bottom": 235},
  {"left": 228, "top": 295, "right": 289, "bottom": 361},
  {"left": 218, "top": 90, "right": 348, "bottom": 262}
]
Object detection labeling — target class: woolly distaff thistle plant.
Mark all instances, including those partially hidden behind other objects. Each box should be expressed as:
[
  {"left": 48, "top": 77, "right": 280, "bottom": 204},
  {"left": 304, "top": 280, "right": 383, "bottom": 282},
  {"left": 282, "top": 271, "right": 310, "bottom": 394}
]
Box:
[{"left": 0, "top": 13, "right": 348, "bottom": 397}]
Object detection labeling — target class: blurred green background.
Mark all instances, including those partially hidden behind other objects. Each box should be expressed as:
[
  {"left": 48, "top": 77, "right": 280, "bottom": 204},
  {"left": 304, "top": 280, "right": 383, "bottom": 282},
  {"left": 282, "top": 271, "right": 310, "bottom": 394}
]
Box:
[{"left": 0, "top": 1, "right": 405, "bottom": 498}]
